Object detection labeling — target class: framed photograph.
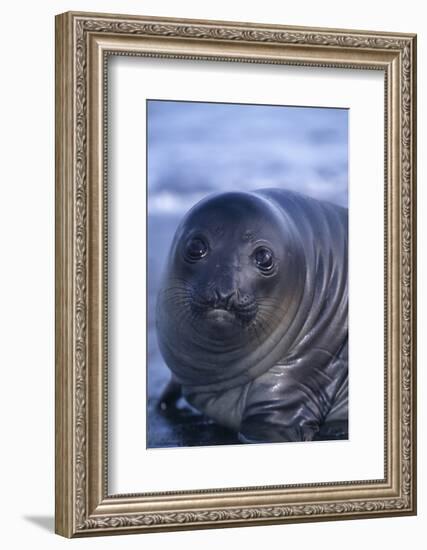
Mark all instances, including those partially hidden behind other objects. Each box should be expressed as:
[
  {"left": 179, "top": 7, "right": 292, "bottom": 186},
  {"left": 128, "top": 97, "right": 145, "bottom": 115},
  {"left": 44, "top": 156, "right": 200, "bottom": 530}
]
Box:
[{"left": 55, "top": 11, "right": 417, "bottom": 537}]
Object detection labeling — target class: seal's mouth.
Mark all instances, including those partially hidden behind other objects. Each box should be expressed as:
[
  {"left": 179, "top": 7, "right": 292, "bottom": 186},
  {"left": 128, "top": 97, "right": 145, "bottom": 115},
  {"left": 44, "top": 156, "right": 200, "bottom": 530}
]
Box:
[
  {"left": 205, "top": 308, "right": 236, "bottom": 323},
  {"left": 191, "top": 294, "right": 258, "bottom": 327}
]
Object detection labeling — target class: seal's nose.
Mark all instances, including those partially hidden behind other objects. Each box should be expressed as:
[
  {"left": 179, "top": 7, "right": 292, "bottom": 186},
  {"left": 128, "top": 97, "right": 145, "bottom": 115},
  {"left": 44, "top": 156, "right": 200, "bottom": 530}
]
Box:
[{"left": 214, "top": 289, "right": 236, "bottom": 310}]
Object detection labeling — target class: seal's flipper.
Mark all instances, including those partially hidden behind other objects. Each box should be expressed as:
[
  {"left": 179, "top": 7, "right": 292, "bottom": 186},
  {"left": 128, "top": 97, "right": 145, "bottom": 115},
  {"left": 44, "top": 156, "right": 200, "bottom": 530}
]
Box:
[
  {"left": 238, "top": 364, "right": 331, "bottom": 443},
  {"left": 158, "top": 376, "right": 182, "bottom": 413}
]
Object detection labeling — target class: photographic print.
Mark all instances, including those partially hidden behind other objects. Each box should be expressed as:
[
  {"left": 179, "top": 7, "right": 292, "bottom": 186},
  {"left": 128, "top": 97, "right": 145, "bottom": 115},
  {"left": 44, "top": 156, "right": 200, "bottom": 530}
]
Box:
[
  {"left": 56, "top": 12, "right": 416, "bottom": 536},
  {"left": 147, "top": 99, "right": 349, "bottom": 448}
]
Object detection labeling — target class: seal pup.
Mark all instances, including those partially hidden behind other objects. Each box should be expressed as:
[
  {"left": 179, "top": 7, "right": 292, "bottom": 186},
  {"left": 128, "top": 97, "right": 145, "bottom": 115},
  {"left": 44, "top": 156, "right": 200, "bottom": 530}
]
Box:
[{"left": 156, "top": 189, "right": 348, "bottom": 443}]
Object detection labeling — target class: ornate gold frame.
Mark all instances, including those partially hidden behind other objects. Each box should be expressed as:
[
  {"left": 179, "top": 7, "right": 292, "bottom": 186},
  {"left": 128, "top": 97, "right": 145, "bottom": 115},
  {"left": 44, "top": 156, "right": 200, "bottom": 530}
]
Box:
[{"left": 55, "top": 11, "right": 417, "bottom": 537}]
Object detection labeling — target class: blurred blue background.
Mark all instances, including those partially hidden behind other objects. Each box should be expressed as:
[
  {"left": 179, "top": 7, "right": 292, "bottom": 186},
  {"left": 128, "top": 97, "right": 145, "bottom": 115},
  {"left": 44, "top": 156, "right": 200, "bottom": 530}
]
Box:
[{"left": 147, "top": 100, "right": 348, "bottom": 448}]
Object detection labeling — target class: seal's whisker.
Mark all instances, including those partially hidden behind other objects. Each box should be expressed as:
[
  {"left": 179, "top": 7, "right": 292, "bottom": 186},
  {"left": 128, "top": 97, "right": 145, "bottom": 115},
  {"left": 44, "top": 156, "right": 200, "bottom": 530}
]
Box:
[
  {"left": 161, "top": 293, "right": 191, "bottom": 303},
  {"left": 256, "top": 297, "right": 281, "bottom": 306},
  {"left": 256, "top": 302, "right": 286, "bottom": 316},
  {"left": 162, "top": 291, "right": 191, "bottom": 300},
  {"left": 162, "top": 286, "right": 192, "bottom": 294},
  {"left": 164, "top": 280, "right": 193, "bottom": 292},
  {"left": 172, "top": 306, "right": 194, "bottom": 327},
  {"left": 164, "top": 299, "right": 191, "bottom": 309}
]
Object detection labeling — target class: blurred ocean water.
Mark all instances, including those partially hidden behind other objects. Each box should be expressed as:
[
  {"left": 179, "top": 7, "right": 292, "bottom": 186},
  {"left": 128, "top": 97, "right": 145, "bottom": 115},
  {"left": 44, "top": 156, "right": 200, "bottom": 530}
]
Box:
[
  {"left": 147, "top": 100, "right": 348, "bottom": 448},
  {"left": 148, "top": 100, "right": 348, "bottom": 214}
]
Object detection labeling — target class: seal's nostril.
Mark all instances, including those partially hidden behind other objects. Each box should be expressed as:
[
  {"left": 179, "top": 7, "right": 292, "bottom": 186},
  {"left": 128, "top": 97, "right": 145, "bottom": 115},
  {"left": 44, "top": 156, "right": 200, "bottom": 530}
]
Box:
[{"left": 214, "top": 289, "right": 236, "bottom": 310}]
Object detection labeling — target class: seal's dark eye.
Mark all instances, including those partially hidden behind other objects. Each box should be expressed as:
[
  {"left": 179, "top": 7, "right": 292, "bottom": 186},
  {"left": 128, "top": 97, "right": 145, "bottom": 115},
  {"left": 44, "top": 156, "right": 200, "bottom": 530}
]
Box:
[
  {"left": 254, "top": 247, "right": 274, "bottom": 272},
  {"left": 185, "top": 237, "right": 208, "bottom": 261}
]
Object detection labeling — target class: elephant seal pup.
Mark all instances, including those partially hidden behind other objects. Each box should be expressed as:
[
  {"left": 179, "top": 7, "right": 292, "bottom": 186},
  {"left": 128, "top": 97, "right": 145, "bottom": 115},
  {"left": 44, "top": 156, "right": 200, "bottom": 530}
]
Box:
[{"left": 156, "top": 188, "right": 348, "bottom": 443}]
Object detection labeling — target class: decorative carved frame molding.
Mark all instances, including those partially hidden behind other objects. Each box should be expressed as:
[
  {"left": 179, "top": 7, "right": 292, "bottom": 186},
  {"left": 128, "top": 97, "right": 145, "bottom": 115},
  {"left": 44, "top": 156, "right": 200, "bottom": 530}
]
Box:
[{"left": 55, "top": 11, "right": 417, "bottom": 537}]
